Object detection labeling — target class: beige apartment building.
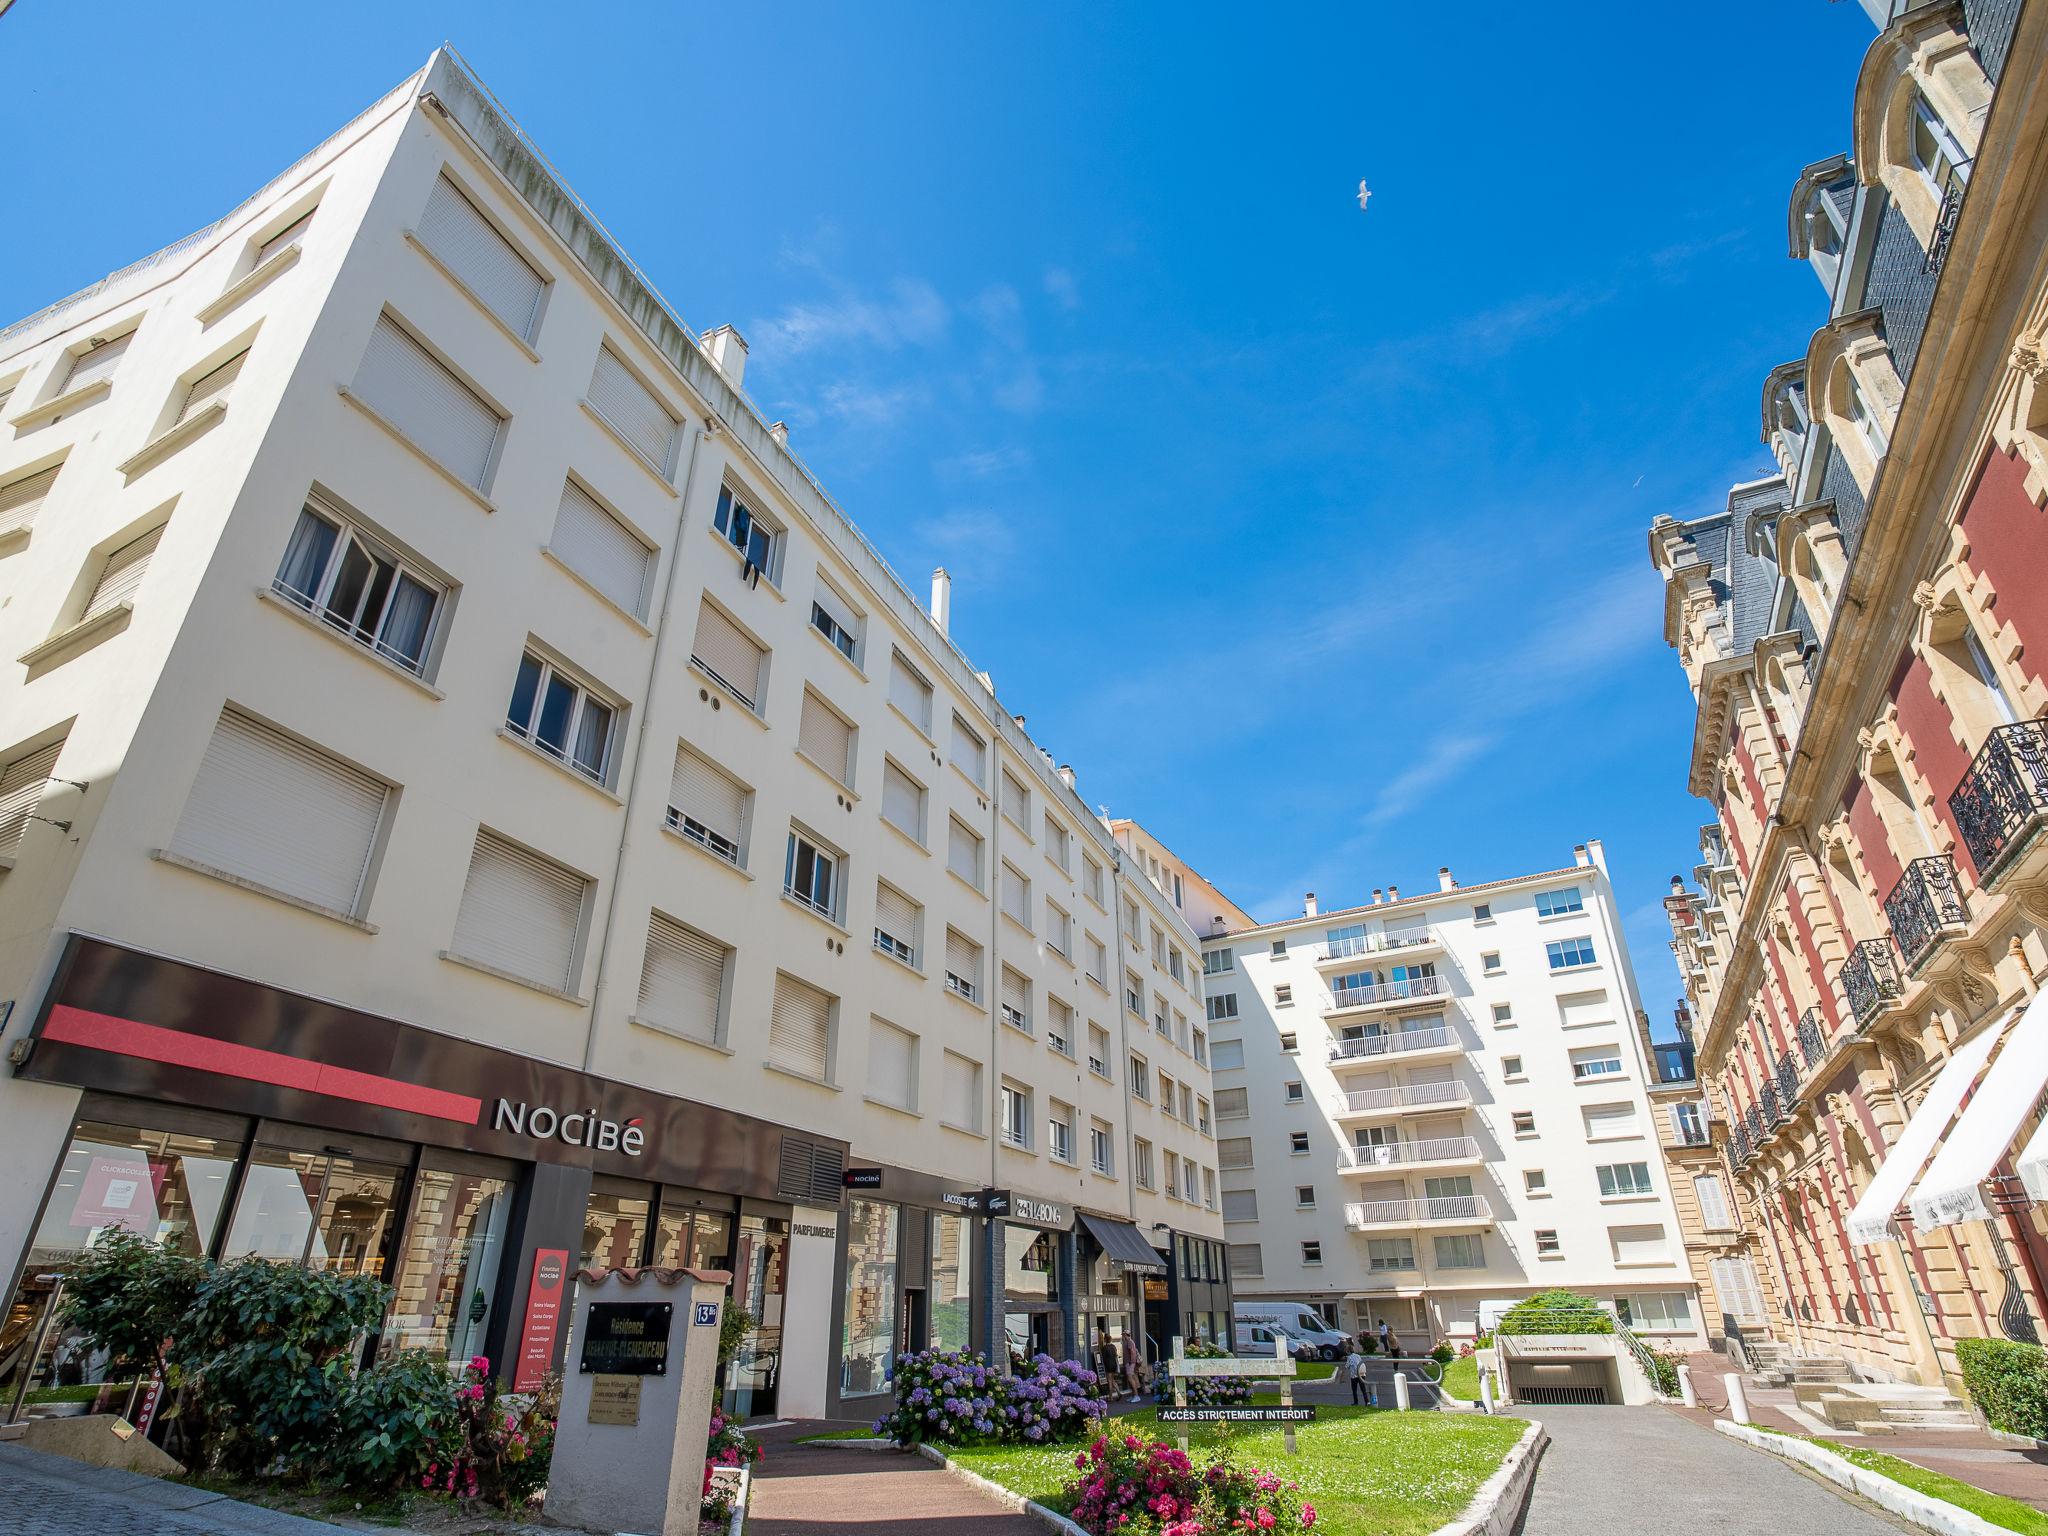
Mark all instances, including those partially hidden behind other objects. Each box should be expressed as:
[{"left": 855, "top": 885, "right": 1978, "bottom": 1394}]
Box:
[{"left": 0, "top": 49, "right": 1224, "bottom": 1423}]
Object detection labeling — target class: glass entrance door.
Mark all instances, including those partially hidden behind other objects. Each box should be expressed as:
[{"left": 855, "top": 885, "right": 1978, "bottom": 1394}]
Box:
[
  {"left": 381, "top": 1162, "right": 514, "bottom": 1360},
  {"left": 724, "top": 1213, "right": 788, "bottom": 1418}
]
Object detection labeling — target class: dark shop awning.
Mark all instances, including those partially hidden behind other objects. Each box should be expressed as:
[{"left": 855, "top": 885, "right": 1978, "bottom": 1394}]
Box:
[{"left": 1081, "top": 1212, "right": 1166, "bottom": 1270}]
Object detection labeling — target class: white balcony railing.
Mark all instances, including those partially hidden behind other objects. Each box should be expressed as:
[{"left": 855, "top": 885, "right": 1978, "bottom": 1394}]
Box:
[
  {"left": 1344, "top": 1194, "right": 1493, "bottom": 1230},
  {"left": 1339, "top": 1136, "right": 1480, "bottom": 1171},
  {"left": 1327, "top": 973, "right": 1450, "bottom": 1010},
  {"left": 1321, "top": 930, "right": 1438, "bottom": 962},
  {"left": 1335, "top": 1081, "right": 1470, "bottom": 1116},
  {"left": 1329, "top": 1025, "right": 1455, "bottom": 1062}
]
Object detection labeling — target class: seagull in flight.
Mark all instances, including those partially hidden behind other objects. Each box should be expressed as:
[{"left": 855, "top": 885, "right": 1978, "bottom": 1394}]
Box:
[{"left": 1357, "top": 180, "right": 1371, "bottom": 212}]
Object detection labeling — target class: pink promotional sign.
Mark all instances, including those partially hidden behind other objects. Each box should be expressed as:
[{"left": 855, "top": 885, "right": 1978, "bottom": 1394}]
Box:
[
  {"left": 513, "top": 1248, "right": 571, "bottom": 1391},
  {"left": 69, "top": 1153, "right": 161, "bottom": 1233}
]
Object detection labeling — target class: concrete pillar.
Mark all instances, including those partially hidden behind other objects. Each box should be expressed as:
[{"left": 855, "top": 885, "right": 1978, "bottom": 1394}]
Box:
[
  {"left": 1479, "top": 1368, "right": 1495, "bottom": 1414},
  {"left": 486, "top": 1160, "right": 593, "bottom": 1387},
  {"left": 1393, "top": 1371, "right": 1410, "bottom": 1411},
  {"left": 1725, "top": 1372, "right": 1750, "bottom": 1423},
  {"left": 1059, "top": 1227, "right": 1080, "bottom": 1361},
  {"left": 983, "top": 1218, "right": 1005, "bottom": 1367},
  {"left": 1678, "top": 1364, "right": 1697, "bottom": 1408}
]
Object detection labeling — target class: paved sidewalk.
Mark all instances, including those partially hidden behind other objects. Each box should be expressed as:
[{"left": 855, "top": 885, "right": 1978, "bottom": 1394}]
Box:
[
  {"left": 1510, "top": 1405, "right": 1912, "bottom": 1534},
  {"left": 742, "top": 1421, "right": 1043, "bottom": 1535},
  {"left": 0, "top": 1443, "right": 345, "bottom": 1535}
]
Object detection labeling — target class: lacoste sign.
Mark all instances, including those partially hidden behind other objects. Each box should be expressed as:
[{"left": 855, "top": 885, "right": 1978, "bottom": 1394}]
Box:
[{"left": 493, "top": 1098, "right": 646, "bottom": 1155}]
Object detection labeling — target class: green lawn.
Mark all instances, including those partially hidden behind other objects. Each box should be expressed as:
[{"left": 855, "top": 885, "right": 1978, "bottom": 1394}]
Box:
[
  {"left": 1746, "top": 1426, "right": 2048, "bottom": 1536},
  {"left": 1250, "top": 1360, "right": 1337, "bottom": 1388},
  {"left": 796, "top": 1428, "right": 889, "bottom": 1443},
  {"left": 1441, "top": 1354, "right": 1480, "bottom": 1400},
  {"left": 944, "top": 1407, "right": 1526, "bottom": 1536}
]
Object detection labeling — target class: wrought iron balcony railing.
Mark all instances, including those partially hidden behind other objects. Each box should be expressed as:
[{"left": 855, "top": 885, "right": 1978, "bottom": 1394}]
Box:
[
  {"left": 1949, "top": 720, "right": 2048, "bottom": 885},
  {"left": 1327, "top": 973, "right": 1449, "bottom": 1010},
  {"left": 1760, "top": 1078, "right": 1785, "bottom": 1128},
  {"left": 1329, "top": 1025, "right": 1455, "bottom": 1062},
  {"left": 1731, "top": 1120, "right": 1754, "bottom": 1167},
  {"left": 1775, "top": 1051, "right": 1800, "bottom": 1111},
  {"left": 1839, "top": 938, "right": 1903, "bottom": 1028},
  {"left": 1797, "top": 1009, "right": 1826, "bottom": 1071},
  {"left": 1883, "top": 854, "right": 1969, "bottom": 971}
]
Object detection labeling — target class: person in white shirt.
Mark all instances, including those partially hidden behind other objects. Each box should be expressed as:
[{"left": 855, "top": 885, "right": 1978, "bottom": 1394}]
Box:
[{"left": 1345, "top": 1345, "right": 1373, "bottom": 1407}]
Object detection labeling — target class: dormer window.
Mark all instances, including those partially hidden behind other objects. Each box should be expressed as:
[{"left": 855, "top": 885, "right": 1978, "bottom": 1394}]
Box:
[
  {"left": 1909, "top": 93, "right": 1967, "bottom": 200},
  {"left": 1803, "top": 193, "right": 1847, "bottom": 292},
  {"left": 1847, "top": 375, "right": 1888, "bottom": 461}
]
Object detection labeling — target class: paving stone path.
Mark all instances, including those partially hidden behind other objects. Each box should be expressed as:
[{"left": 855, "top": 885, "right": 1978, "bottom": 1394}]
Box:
[
  {"left": 743, "top": 1421, "right": 1043, "bottom": 1535},
  {"left": 0, "top": 1443, "right": 343, "bottom": 1535}
]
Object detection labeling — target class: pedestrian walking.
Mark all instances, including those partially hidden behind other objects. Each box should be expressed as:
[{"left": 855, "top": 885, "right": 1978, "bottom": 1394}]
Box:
[
  {"left": 1344, "top": 1344, "right": 1372, "bottom": 1406},
  {"left": 1119, "top": 1327, "right": 1143, "bottom": 1400},
  {"left": 1377, "top": 1317, "right": 1395, "bottom": 1358}
]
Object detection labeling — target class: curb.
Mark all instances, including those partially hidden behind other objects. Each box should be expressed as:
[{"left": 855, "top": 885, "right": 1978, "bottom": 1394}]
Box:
[
  {"left": 1714, "top": 1420, "right": 2009, "bottom": 1536},
  {"left": 914, "top": 1442, "right": 1089, "bottom": 1535},
  {"left": 1425, "top": 1418, "right": 1547, "bottom": 1536}
]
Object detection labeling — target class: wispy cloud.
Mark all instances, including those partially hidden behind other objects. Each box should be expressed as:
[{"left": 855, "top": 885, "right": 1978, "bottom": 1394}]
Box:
[
  {"left": 750, "top": 277, "right": 950, "bottom": 356},
  {"left": 818, "top": 379, "right": 929, "bottom": 428},
  {"left": 915, "top": 508, "right": 1016, "bottom": 576},
  {"left": 1043, "top": 266, "right": 1080, "bottom": 312},
  {"left": 935, "top": 445, "right": 1032, "bottom": 482},
  {"left": 1361, "top": 732, "right": 1499, "bottom": 829}
]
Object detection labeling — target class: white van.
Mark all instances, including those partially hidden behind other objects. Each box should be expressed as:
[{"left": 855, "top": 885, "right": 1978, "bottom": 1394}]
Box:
[
  {"left": 1233, "top": 1301, "right": 1351, "bottom": 1360},
  {"left": 1232, "top": 1320, "right": 1314, "bottom": 1359}
]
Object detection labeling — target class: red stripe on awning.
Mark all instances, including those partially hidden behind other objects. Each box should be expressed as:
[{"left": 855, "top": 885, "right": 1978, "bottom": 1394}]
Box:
[{"left": 43, "top": 1004, "right": 483, "bottom": 1126}]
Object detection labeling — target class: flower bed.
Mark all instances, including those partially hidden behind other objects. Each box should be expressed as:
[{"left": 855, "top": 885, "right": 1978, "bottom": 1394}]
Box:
[
  {"left": 1155, "top": 1338, "right": 1253, "bottom": 1408},
  {"left": 873, "top": 1347, "right": 1108, "bottom": 1447},
  {"left": 1067, "top": 1433, "right": 1316, "bottom": 1534}
]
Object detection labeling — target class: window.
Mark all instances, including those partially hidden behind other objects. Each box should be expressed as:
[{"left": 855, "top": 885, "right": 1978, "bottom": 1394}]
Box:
[
  {"left": 689, "top": 600, "right": 767, "bottom": 711},
  {"left": 1673, "top": 1100, "right": 1709, "bottom": 1145},
  {"left": 1433, "top": 1234, "right": 1485, "bottom": 1269},
  {"left": 942, "top": 1051, "right": 983, "bottom": 1133},
  {"left": 274, "top": 502, "right": 444, "bottom": 674},
  {"left": 1711, "top": 1258, "right": 1768, "bottom": 1324},
  {"left": 637, "top": 913, "right": 728, "bottom": 1045},
  {"left": 1301, "top": 1241, "right": 1323, "bottom": 1266},
  {"left": 1210, "top": 1038, "right": 1245, "bottom": 1072},
  {"left": 880, "top": 760, "right": 926, "bottom": 844},
  {"left": 783, "top": 828, "right": 841, "bottom": 921},
  {"left": 507, "top": 650, "right": 617, "bottom": 784},
  {"left": 874, "top": 881, "right": 920, "bottom": 967},
  {"left": 1084, "top": 855, "right": 1105, "bottom": 905},
  {"left": 1274, "top": 983, "right": 1293, "bottom": 1007},
  {"left": 1480, "top": 951, "right": 1502, "bottom": 975},
  {"left": 1197, "top": 1096, "right": 1211, "bottom": 1134},
  {"left": 797, "top": 690, "right": 855, "bottom": 788},
  {"left": 1168, "top": 947, "right": 1184, "bottom": 983},
  {"left": 450, "top": 828, "right": 589, "bottom": 993},
  {"left": 0, "top": 738, "right": 62, "bottom": 861},
  {"left": 1608, "top": 1224, "right": 1669, "bottom": 1265},
  {"left": 944, "top": 929, "right": 983, "bottom": 1003},
  {"left": 865, "top": 1018, "right": 917, "bottom": 1112},
  {"left": 551, "top": 479, "right": 653, "bottom": 619},
  {"left": 1523, "top": 1169, "right": 1547, "bottom": 1194},
  {"left": 1085, "top": 933, "right": 1108, "bottom": 985},
  {"left": 254, "top": 211, "right": 314, "bottom": 268},
  {"left": 1228, "top": 1243, "right": 1262, "bottom": 1279},
  {"left": 1502, "top": 1055, "right": 1524, "bottom": 1079},
  {"left": 1134, "top": 1139, "right": 1155, "bottom": 1189},
  {"left": 1615, "top": 1292, "right": 1693, "bottom": 1333},
  {"left": 947, "top": 817, "right": 984, "bottom": 891},
  {"left": 998, "top": 862, "right": 1033, "bottom": 930},
  {"left": 1546, "top": 936, "right": 1598, "bottom": 970},
  {"left": 168, "top": 710, "right": 387, "bottom": 918},
  {"left": 1534, "top": 1230, "right": 1561, "bottom": 1256},
  {"left": 710, "top": 478, "right": 779, "bottom": 573},
  {"left": 60, "top": 332, "right": 132, "bottom": 396},
  {"left": 809, "top": 581, "right": 861, "bottom": 663},
  {"left": 887, "top": 649, "right": 933, "bottom": 732},
  {"left": 1126, "top": 973, "right": 1145, "bottom": 1016},
  {"left": 419, "top": 174, "right": 545, "bottom": 339},
  {"left": 1046, "top": 996, "right": 1074, "bottom": 1057},
  {"left": 767, "top": 973, "right": 833, "bottom": 1082},
  {"left": 1047, "top": 1101, "right": 1075, "bottom": 1163},
  {"left": 951, "top": 714, "right": 987, "bottom": 786},
  {"left": 1270, "top": 939, "right": 1287, "bottom": 957},
  {"left": 354, "top": 313, "right": 502, "bottom": 489},
  {"left": 1288, "top": 1131, "right": 1310, "bottom": 1155},
  {"left": 1150, "top": 924, "right": 1165, "bottom": 966},
  {"left": 1222, "top": 1188, "right": 1258, "bottom": 1221},
  {"left": 1511, "top": 1111, "right": 1536, "bottom": 1135},
  {"left": 1203, "top": 1167, "right": 1217, "bottom": 1209},
  {"left": 667, "top": 746, "right": 748, "bottom": 866},
  {"left": 1000, "top": 967, "right": 1032, "bottom": 1034},
  {"left": 1597, "top": 1162, "right": 1655, "bottom": 1198},
  {"left": 1472, "top": 902, "right": 1493, "bottom": 924},
  {"left": 1535, "top": 885, "right": 1584, "bottom": 918},
  {"left": 1194, "top": 1029, "right": 1208, "bottom": 1065},
  {"left": 78, "top": 524, "right": 163, "bottom": 624},
  {"left": 1583, "top": 1101, "right": 1640, "bottom": 1140},
  {"left": 1000, "top": 767, "right": 1030, "bottom": 829},
  {"left": 1124, "top": 896, "right": 1141, "bottom": 940},
  {"left": 1216, "top": 1136, "right": 1253, "bottom": 1170},
  {"left": 1162, "top": 1150, "right": 1179, "bottom": 1199},
  {"left": 999, "top": 1083, "right": 1031, "bottom": 1149},
  {"left": 1159, "top": 1072, "right": 1177, "bottom": 1119},
  {"left": 1046, "top": 900, "right": 1072, "bottom": 957},
  {"left": 1295, "top": 1185, "right": 1316, "bottom": 1208},
  {"left": 1492, "top": 1003, "right": 1514, "bottom": 1026},
  {"left": 1130, "top": 1054, "right": 1151, "bottom": 1101},
  {"left": 172, "top": 349, "right": 246, "bottom": 427},
  {"left": 1153, "top": 999, "right": 1170, "bottom": 1038},
  {"left": 1206, "top": 994, "right": 1239, "bottom": 1022},
  {"left": 0, "top": 461, "right": 62, "bottom": 540},
  {"left": 1216, "top": 1088, "right": 1249, "bottom": 1119},
  {"left": 1283, "top": 1081, "right": 1304, "bottom": 1104},
  {"left": 1088, "top": 1023, "right": 1112, "bottom": 1078},
  {"left": 1203, "top": 947, "right": 1233, "bottom": 975},
  {"left": 1558, "top": 991, "right": 1611, "bottom": 1027},
  {"left": 1571, "top": 1045, "right": 1624, "bottom": 1080},
  {"left": 1910, "top": 92, "right": 1968, "bottom": 198},
  {"left": 1090, "top": 1120, "right": 1114, "bottom": 1175},
  {"left": 1367, "top": 1238, "right": 1415, "bottom": 1272},
  {"left": 1043, "top": 814, "right": 1071, "bottom": 870}
]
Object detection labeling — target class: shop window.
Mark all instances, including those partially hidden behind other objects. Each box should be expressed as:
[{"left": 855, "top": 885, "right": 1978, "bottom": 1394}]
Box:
[
  {"left": 840, "top": 1198, "right": 900, "bottom": 1398},
  {"left": 222, "top": 1144, "right": 403, "bottom": 1275},
  {"left": 578, "top": 1178, "right": 654, "bottom": 1270},
  {"left": 381, "top": 1161, "right": 514, "bottom": 1359},
  {"left": 930, "top": 1210, "right": 973, "bottom": 1351}
]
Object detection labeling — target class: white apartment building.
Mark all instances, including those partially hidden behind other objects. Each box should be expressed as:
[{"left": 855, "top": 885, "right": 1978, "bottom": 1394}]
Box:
[
  {"left": 1201, "top": 843, "right": 1706, "bottom": 1350},
  {"left": 0, "top": 49, "right": 1222, "bottom": 1425}
]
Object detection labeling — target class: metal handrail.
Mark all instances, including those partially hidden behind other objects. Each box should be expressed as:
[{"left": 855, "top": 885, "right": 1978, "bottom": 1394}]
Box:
[
  {"left": 1344, "top": 1194, "right": 1492, "bottom": 1228},
  {"left": 1329, "top": 1026, "right": 1454, "bottom": 1061},
  {"left": 1328, "top": 974, "right": 1449, "bottom": 1009},
  {"left": 1322, "top": 930, "right": 1436, "bottom": 961},
  {"left": 1340, "top": 1136, "right": 1480, "bottom": 1169},
  {"left": 1336, "top": 1081, "right": 1469, "bottom": 1114}
]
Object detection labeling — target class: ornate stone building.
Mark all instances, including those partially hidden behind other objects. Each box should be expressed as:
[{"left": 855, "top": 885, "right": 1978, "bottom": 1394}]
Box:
[{"left": 1651, "top": 0, "right": 2048, "bottom": 1385}]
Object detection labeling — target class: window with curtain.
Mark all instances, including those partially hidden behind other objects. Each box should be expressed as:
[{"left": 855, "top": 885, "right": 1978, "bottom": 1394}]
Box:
[
  {"left": 506, "top": 650, "right": 617, "bottom": 784},
  {"left": 274, "top": 502, "right": 445, "bottom": 675}
]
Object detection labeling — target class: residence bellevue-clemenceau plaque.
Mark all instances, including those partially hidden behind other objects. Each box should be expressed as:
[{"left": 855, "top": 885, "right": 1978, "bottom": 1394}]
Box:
[{"left": 578, "top": 1302, "right": 673, "bottom": 1376}]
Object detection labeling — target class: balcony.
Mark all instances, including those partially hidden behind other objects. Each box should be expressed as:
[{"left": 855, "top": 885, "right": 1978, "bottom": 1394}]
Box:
[
  {"left": 1337, "top": 1136, "right": 1483, "bottom": 1174},
  {"left": 1316, "top": 929, "right": 1444, "bottom": 968},
  {"left": 1797, "top": 1008, "right": 1827, "bottom": 1071},
  {"left": 1883, "top": 854, "right": 1969, "bottom": 971},
  {"left": 1731, "top": 1120, "right": 1755, "bottom": 1167},
  {"left": 1344, "top": 1194, "right": 1493, "bottom": 1232},
  {"left": 1760, "top": 1077, "right": 1786, "bottom": 1130},
  {"left": 1774, "top": 1050, "right": 1799, "bottom": 1110},
  {"left": 1328, "top": 1024, "right": 1461, "bottom": 1066},
  {"left": 1950, "top": 720, "right": 2048, "bottom": 885},
  {"left": 1325, "top": 973, "right": 1450, "bottom": 1015},
  {"left": 1332, "top": 1080, "right": 1471, "bottom": 1122},
  {"left": 1838, "top": 938, "right": 1902, "bottom": 1028}
]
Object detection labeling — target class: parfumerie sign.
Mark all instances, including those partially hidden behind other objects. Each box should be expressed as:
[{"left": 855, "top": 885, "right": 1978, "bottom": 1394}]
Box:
[{"left": 494, "top": 1098, "right": 646, "bottom": 1155}]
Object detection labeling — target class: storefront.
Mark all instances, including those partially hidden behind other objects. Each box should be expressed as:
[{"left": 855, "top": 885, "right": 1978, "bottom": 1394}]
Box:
[
  {"left": 1075, "top": 1212, "right": 1165, "bottom": 1386},
  {"left": 1164, "top": 1230, "right": 1233, "bottom": 1354},
  {"left": 0, "top": 936, "right": 847, "bottom": 1416}
]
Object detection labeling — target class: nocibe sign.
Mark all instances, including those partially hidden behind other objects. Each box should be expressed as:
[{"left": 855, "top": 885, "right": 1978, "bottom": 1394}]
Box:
[{"left": 493, "top": 1098, "right": 646, "bottom": 1156}]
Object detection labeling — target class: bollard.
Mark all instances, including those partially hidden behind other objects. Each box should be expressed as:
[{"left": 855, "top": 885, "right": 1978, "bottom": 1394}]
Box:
[
  {"left": 1678, "top": 1364, "right": 1697, "bottom": 1408},
  {"left": 1393, "top": 1371, "right": 1410, "bottom": 1411},
  {"left": 1724, "top": 1372, "right": 1749, "bottom": 1424},
  {"left": 1478, "top": 1367, "right": 1495, "bottom": 1414}
]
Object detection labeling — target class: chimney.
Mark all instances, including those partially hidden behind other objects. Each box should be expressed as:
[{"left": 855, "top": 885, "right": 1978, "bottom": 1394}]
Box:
[
  {"left": 1057, "top": 764, "right": 1076, "bottom": 790},
  {"left": 1585, "top": 837, "right": 1607, "bottom": 873},
  {"left": 931, "top": 568, "right": 952, "bottom": 634},
  {"left": 1371, "top": 888, "right": 1383, "bottom": 905},
  {"left": 1304, "top": 892, "right": 1318, "bottom": 917},
  {"left": 1670, "top": 875, "right": 1686, "bottom": 896},
  {"left": 1573, "top": 843, "right": 1591, "bottom": 867},
  {"left": 1438, "top": 866, "right": 1455, "bottom": 891},
  {"left": 768, "top": 421, "right": 790, "bottom": 449},
  {"left": 702, "top": 324, "right": 749, "bottom": 388},
  {"left": 1387, "top": 884, "right": 1400, "bottom": 902}
]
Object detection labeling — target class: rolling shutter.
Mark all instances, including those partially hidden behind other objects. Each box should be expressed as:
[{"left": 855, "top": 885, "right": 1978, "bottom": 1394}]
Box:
[
  {"left": 170, "top": 711, "right": 387, "bottom": 916},
  {"left": 813, "top": 581, "right": 858, "bottom": 642},
  {"left": 1221, "top": 1189, "right": 1258, "bottom": 1222},
  {"left": 637, "top": 913, "right": 724, "bottom": 1044},
  {"left": 999, "top": 864, "right": 1027, "bottom": 925},
  {"left": 82, "top": 525, "right": 163, "bottom": 622},
  {"left": 690, "top": 602, "right": 764, "bottom": 709},
  {"left": 1214, "top": 1087, "right": 1249, "bottom": 1118},
  {"left": 798, "top": 693, "right": 852, "bottom": 784},
  {"left": 866, "top": 1019, "right": 915, "bottom": 1110},
  {"left": 1609, "top": 1224, "right": 1669, "bottom": 1265},
  {"left": 0, "top": 465, "right": 60, "bottom": 538},
  {"left": 176, "top": 351, "right": 245, "bottom": 425},
  {"left": 451, "top": 828, "right": 587, "bottom": 992},
  {"left": 419, "top": 174, "right": 545, "bottom": 339},
  {"left": 255, "top": 212, "right": 313, "bottom": 267},
  {"left": 1583, "top": 1102, "right": 1640, "bottom": 1138},
  {"left": 1558, "top": 990, "right": 1612, "bottom": 1027},
  {"left": 1000, "top": 769, "right": 1028, "bottom": 823},
  {"left": 942, "top": 1051, "right": 980, "bottom": 1129},
  {"left": 552, "top": 479, "right": 652, "bottom": 617},
  {"left": 875, "top": 883, "right": 917, "bottom": 955},
  {"left": 881, "top": 761, "right": 922, "bottom": 840},
  {"left": 768, "top": 973, "right": 831, "bottom": 1081},
  {"left": 1227, "top": 1244, "right": 1263, "bottom": 1277},
  {"left": 888, "top": 651, "right": 931, "bottom": 730},
  {"left": 670, "top": 746, "right": 745, "bottom": 856},
  {"left": 354, "top": 314, "right": 501, "bottom": 489},
  {"left": 951, "top": 715, "right": 985, "bottom": 785},
  {"left": 588, "top": 345, "right": 678, "bottom": 475},
  {"left": 945, "top": 930, "right": 981, "bottom": 992},
  {"left": 947, "top": 820, "right": 980, "bottom": 886},
  {"left": 64, "top": 334, "right": 131, "bottom": 394},
  {"left": 1000, "top": 968, "right": 1028, "bottom": 1024},
  {"left": 1209, "top": 1039, "right": 1245, "bottom": 1071},
  {"left": 0, "top": 741, "right": 61, "bottom": 859},
  {"left": 1217, "top": 1137, "right": 1254, "bottom": 1169}
]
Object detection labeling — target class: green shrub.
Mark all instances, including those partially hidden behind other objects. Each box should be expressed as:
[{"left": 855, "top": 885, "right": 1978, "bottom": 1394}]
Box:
[
  {"left": 57, "top": 1230, "right": 206, "bottom": 1388},
  {"left": 1429, "top": 1342, "right": 1456, "bottom": 1365},
  {"left": 325, "top": 1350, "right": 460, "bottom": 1491},
  {"left": 1496, "top": 1290, "right": 1615, "bottom": 1336},
  {"left": 1648, "top": 1350, "right": 1683, "bottom": 1397},
  {"left": 1957, "top": 1337, "right": 2048, "bottom": 1439}
]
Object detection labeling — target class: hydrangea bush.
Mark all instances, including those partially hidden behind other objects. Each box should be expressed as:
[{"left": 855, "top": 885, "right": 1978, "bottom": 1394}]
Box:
[
  {"left": 873, "top": 1347, "right": 1107, "bottom": 1447},
  {"left": 1153, "top": 1339, "right": 1253, "bottom": 1409},
  {"left": 702, "top": 1406, "right": 763, "bottom": 1525},
  {"left": 1065, "top": 1434, "right": 1317, "bottom": 1535}
]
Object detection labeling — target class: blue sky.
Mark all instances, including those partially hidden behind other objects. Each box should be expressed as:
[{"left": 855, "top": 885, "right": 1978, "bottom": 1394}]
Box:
[{"left": 2, "top": 3, "right": 1877, "bottom": 1033}]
